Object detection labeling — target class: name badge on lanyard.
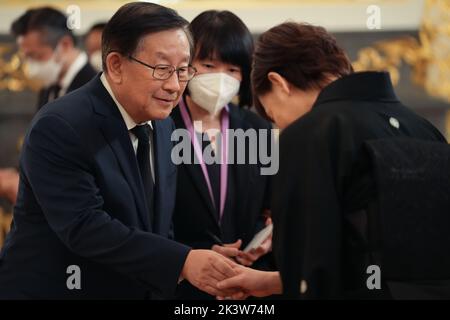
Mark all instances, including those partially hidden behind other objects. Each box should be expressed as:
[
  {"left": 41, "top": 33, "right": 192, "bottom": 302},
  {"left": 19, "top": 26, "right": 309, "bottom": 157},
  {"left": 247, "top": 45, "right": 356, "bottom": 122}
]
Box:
[{"left": 179, "top": 98, "right": 229, "bottom": 222}]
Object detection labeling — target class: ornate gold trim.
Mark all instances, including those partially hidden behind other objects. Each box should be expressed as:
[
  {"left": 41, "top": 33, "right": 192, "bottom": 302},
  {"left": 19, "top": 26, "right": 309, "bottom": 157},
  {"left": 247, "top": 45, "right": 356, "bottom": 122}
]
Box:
[{"left": 353, "top": 0, "right": 450, "bottom": 105}]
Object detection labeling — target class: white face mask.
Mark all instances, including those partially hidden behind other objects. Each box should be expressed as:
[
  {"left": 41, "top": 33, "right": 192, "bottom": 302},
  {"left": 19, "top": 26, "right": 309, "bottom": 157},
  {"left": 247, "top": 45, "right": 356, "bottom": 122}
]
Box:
[
  {"left": 25, "top": 47, "right": 63, "bottom": 87},
  {"left": 188, "top": 72, "right": 240, "bottom": 115},
  {"left": 89, "top": 50, "right": 102, "bottom": 72}
]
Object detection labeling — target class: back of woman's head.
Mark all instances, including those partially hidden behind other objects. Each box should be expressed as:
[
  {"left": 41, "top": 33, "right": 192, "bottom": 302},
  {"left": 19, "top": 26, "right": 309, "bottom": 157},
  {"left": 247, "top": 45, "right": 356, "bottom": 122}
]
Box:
[
  {"left": 252, "top": 22, "right": 353, "bottom": 116},
  {"left": 190, "top": 10, "right": 254, "bottom": 107}
]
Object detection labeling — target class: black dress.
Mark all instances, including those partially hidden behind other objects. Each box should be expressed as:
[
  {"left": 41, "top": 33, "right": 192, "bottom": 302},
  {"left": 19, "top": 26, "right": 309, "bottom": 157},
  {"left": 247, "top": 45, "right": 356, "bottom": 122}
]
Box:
[{"left": 272, "top": 71, "right": 448, "bottom": 299}]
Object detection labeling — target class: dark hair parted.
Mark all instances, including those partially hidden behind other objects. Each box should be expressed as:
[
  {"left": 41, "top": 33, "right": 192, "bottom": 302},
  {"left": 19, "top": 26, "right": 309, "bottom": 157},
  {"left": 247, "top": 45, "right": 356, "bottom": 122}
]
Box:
[
  {"left": 189, "top": 10, "right": 254, "bottom": 107},
  {"left": 11, "top": 7, "right": 76, "bottom": 48},
  {"left": 252, "top": 22, "right": 354, "bottom": 118},
  {"left": 101, "top": 2, "right": 192, "bottom": 72}
]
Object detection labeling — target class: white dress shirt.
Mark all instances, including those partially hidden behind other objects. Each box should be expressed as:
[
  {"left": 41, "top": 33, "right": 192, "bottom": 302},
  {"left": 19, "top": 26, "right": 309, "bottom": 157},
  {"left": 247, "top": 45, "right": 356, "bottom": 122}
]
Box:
[
  {"left": 100, "top": 73, "right": 155, "bottom": 182},
  {"left": 59, "top": 51, "right": 89, "bottom": 96}
]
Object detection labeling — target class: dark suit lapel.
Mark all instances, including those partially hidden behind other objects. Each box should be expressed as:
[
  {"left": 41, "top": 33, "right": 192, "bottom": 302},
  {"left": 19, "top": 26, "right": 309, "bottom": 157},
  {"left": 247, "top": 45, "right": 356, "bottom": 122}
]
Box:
[
  {"left": 172, "top": 106, "right": 217, "bottom": 224},
  {"left": 66, "top": 63, "right": 97, "bottom": 94},
  {"left": 37, "top": 87, "right": 51, "bottom": 110},
  {"left": 91, "top": 76, "right": 151, "bottom": 231},
  {"left": 186, "top": 149, "right": 218, "bottom": 223},
  {"left": 152, "top": 120, "right": 172, "bottom": 234}
]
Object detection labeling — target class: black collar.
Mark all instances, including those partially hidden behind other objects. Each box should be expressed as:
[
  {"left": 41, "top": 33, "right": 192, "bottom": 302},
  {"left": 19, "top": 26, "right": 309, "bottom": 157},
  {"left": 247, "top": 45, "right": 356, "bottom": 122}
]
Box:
[{"left": 315, "top": 71, "right": 399, "bottom": 106}]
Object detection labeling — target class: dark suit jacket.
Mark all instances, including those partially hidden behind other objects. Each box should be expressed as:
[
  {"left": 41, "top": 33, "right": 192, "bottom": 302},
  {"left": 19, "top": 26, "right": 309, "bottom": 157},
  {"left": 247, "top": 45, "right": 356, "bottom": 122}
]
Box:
[
  {"left": 171, "top": 103, "right": 273, "bottom": 298},
  {"left": 0, "top": 75, "right": 190, "bottom": 299},
  {"left": 36, "top": 62, "right": 97, "bottom": 110},
  {"left": 172, "top": 103, "right": 272, "bottom": 248},
  {"left": 272, "top": 72, "right": 448, "bottom": 299}
]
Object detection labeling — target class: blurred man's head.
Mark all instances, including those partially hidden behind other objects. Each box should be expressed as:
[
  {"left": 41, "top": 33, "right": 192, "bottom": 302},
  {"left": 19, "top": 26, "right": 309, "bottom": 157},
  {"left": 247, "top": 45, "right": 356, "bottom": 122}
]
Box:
[
  {"left": 102, "top": 2, "right": 194, "bottom": 123},
  {"left": 84, "top": 22, "right": 106, "bottom": 72},
  {"left": 11, "top": 7, "right": 78, "bottom": 87}
]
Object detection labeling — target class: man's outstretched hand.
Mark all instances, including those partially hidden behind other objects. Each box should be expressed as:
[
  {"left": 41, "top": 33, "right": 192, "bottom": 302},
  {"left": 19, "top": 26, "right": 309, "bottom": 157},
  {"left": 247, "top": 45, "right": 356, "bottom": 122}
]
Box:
[{"left": 181, "top": 249, "right": 240, "bottom": 296}]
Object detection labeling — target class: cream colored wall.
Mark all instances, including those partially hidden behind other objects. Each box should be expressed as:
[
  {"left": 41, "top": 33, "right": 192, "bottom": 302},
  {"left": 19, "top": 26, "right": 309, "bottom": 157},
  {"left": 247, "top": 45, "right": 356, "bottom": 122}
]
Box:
[{"left": 0, "top": 0, "right": 424, "bottom": 34}]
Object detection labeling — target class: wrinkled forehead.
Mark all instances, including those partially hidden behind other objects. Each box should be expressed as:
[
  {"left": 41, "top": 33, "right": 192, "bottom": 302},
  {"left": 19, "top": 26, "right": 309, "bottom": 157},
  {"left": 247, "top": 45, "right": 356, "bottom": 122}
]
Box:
[{"left": 135, "top": 29, "right": 191, "bottom": 64}]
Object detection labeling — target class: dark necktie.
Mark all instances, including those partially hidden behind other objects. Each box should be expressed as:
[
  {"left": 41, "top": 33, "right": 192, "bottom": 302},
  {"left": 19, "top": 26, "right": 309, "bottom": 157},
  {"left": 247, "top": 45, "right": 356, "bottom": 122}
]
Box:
[
  {"left": 130, "top": 124, "right": 155, "bottom": 228},
  {"left": 48, "top": 84, "right": 61, "bottom": 101}
]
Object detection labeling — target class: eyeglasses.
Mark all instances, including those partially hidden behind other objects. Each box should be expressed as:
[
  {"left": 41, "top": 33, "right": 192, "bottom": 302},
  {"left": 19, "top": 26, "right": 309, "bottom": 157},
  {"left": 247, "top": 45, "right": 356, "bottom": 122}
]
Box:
[{"left": 128, "top": 56, "right": 196, "bottom": 82}]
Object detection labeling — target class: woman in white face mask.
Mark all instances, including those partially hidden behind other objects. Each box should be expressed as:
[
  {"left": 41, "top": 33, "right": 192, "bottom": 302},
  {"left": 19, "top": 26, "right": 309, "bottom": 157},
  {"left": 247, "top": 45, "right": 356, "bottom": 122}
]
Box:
[{"left": 171, "top": 10, "right": 275, "bottom": 299}]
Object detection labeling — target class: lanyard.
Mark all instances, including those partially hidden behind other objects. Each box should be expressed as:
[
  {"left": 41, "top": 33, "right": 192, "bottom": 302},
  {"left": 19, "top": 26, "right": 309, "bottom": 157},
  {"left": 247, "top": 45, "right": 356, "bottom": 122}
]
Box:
[{"left": 179, "top": 98, "right": 229, "bottom": 222}]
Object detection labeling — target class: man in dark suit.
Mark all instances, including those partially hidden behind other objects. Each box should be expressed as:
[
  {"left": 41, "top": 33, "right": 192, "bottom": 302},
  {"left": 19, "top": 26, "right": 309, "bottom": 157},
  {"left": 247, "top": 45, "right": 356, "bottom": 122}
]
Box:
[
  {"left": 0, "top": 2, "right": 236, "bottom": 299},
  {"left": 11, "top": 7, "right": 97, "bottom": 110},
  {"left": 0, "top": 8, "right": 98, "bottom": 206}
]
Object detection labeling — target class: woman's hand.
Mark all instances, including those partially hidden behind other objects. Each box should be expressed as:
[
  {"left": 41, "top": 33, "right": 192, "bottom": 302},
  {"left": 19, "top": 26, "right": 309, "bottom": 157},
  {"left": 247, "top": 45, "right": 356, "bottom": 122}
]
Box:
[
  {"left": 236, "top": 217, "right": 273, "bottom": 266},
  {"left": 216, "top": 266, "right": 282, "bottom": 299},
  {"left": 212, "top": 239, "right": 242, "bottom": 259},
  {"left": 212, "top": 217, "right": 273, "bottom": 266}
]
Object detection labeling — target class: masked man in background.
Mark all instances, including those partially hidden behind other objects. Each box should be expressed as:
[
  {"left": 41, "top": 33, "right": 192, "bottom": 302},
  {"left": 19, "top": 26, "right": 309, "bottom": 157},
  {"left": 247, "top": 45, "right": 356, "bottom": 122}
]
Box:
[
  {"left": 0, "top": 7, "right": 98, "bottom": 206},
  {"left": 11, "top": 6, "right": 97, "bottom": 110}
]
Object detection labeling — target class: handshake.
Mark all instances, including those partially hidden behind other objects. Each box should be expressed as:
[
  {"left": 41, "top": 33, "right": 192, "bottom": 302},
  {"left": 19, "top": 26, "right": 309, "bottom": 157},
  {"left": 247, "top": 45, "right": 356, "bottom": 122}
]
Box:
[
  {"left": 180, "top": 222, "right": 282, "bottom": 299},
  {"left": 181, "top": 249, "right": 282, "bottom": 299}
]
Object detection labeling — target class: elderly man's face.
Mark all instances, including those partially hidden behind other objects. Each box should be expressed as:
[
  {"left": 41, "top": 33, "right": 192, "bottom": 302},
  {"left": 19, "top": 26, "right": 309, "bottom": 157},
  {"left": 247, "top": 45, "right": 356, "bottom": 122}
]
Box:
[{"left": 115, "top": 28, "right": 190, "bottom": 123}]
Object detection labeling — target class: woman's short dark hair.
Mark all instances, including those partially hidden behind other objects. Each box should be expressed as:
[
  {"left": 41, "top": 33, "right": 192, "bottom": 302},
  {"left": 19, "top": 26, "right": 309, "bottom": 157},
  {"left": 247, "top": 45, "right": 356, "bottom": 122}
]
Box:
[
  {"left": 252, "top": 22, "right": 353, "bottom": 118},
  {"left": 102, "top": 2, "right": 192, "bottom": 72},
  {"left": 189, "top": 10, "right": 254, "bottom": 107}
]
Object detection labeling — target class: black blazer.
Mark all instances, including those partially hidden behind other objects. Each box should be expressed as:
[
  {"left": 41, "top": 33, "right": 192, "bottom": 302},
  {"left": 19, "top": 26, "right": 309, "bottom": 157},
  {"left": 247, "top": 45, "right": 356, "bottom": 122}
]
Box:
[
  {"left": 171, "top": 103, "right": 274, "bottom": 299},
  {"left": 36, "top": 62, "right": 97, "bottom": 110},
  {"left": 171, "top": 103, "right": 273, "bottom": 251},
  {"left": 0, "top": 75, "right": 190, "bottom": 299},
  {"left": 272, "top": 72, "right": 448, "bottom": 299}
]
